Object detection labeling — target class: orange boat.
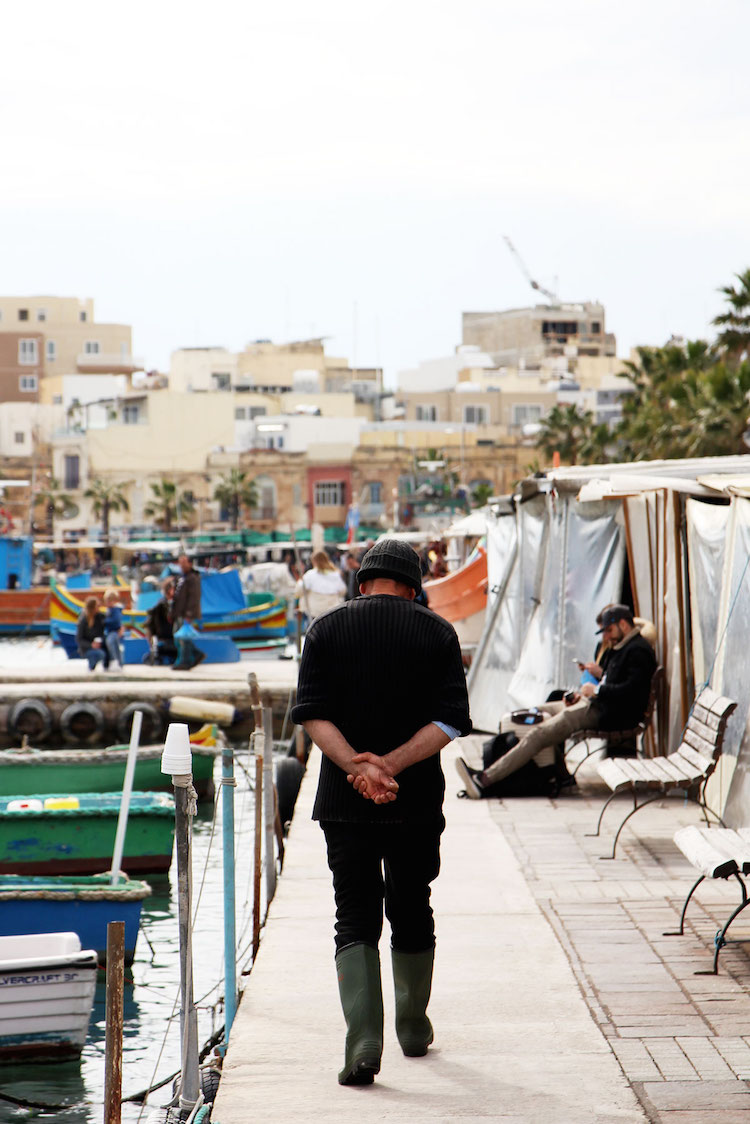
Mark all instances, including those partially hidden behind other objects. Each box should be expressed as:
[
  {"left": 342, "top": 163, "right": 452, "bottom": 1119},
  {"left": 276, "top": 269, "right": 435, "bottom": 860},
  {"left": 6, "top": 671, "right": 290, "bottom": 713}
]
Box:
[
  {"left": 424, "top": 546, "right": 487, "bottom": 646},
  {"left": 0, "top": 582, "right": 131, "bottom": 637}
]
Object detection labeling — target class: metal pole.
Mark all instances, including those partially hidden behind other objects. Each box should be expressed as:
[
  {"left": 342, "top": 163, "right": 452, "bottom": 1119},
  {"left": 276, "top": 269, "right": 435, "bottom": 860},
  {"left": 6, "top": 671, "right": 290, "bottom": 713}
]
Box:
[
  {"left": 103, "top": 921, "right": 125, "bottom": 1124},
  {"left": 262, "top": 705, "right": 276, "bottom": 906},
  {"left": 110, "top": 710, "right": 142, "bottom": 885},
  {"left": 221, "top": 743, "right": 238, "bottom": 1047},
  {"left": 175, "top": 782, "right": 200, "bottom": 1115},
  {"left": 252, "top": 752, "right": 263, "bottom": 961}
]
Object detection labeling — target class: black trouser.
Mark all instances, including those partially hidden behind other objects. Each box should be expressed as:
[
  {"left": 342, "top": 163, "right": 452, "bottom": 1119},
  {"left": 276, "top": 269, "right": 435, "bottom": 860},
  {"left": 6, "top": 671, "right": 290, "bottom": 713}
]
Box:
[{"left": 321, "top": 818, "right": 445, "bottom": 954}]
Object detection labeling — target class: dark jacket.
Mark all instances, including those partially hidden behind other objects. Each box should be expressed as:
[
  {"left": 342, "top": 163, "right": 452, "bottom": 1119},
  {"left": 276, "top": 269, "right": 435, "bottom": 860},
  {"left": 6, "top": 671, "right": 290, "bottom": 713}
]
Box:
[
  {"left": 76, "top": 610, "right": 105, "bottom": 656},
  {"left": 596, "top": 629, "right": 656, "bottom": 731},
  {"left": 291, "top": 594, "right": 471, "bottom": 824},
  {"left": 146, "top": 598, "right": 174, "bottom": 642},
  {"left": 172, "top": 569, "right": 201, "bottom": 621}
]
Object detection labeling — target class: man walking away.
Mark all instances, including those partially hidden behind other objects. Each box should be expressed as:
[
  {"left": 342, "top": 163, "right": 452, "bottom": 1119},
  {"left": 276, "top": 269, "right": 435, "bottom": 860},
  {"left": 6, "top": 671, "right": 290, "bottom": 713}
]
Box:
[
  {"left": 291, "top": 539, "right": 471, "bottom": 1086},
  {"left": 171, "top": 554, "right": 205, "bottom": 670}
]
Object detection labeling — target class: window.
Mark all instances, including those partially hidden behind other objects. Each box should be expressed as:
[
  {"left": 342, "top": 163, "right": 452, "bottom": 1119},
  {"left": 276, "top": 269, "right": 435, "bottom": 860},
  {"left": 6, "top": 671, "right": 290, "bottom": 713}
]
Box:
[
  {"left": 18, "top": 339, "right": 38, "bottom": 365},
  {"left": 249, "top": 406, "right": 267, "bottom": 419},
  {"left": 212, "top": 372, "right": 231, "bottom": 391},
  {"left": 37, "top": 309, "right": 46, "bottom": 322},
  {"left": 292, "top": 483, "right": 302, "bottom": 506},
  {"left": 18, "top": 309, "right": 28, "bottom": 321},
  {"left": 64, "top": 454, "right": 80, "bottom": 490},
  {"left": 84, "top": 340, "right": 100, "bottom": 354},
  {"left": 367, "top": 481, "right": 383, "bottom": 504},
  {"left": 19, "top": 374, "right": 38, "bottom": 392},
  {"left": 46, "top": 340, "right": 56, "bottom": 361},
  {"left": 591, "top": 321, "right": 601, "bottom": 334},
  {"left": 235, "top": 407, "right": 247, "bottom": 420},
  {"left": 14, "top": 431, "right": 24, "bottom": 445},
  {"left": 123, "top": 404, "right": 140, "bottom": 424},
  {"left": 79, "top": 311, "right": 87, "bottom": 322},
  {"left": 463, "top": 404, "right": 488, "bottom": 425},
  {"left": 314, "top": 481, "right": 346, "bottom": 506},
  {"left": 415, "top": 404, "right": 437, "bottom": 421},
  {"left": 253, "top": 475, "right": 277, "bottom": 518},
  {"left": 541, "top": 320, "right": 578, "bottom": 338},
  {"left": 512, "top": 404, "right": 543, "bottom": 427}
]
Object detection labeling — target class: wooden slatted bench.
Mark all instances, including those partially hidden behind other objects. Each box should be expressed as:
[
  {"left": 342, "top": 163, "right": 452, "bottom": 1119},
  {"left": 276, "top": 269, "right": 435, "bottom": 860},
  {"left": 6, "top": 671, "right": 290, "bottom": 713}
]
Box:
[
  {"left": 667, "top": 825, "right": 750, "bottom": 974},
  {"left": 587, "top": 686, "right": 737, "bottom": 859}
]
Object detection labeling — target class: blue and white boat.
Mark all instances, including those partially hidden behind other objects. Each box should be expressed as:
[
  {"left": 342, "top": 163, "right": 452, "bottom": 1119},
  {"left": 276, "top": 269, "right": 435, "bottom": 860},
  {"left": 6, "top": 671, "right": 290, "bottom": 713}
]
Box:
[
  {"left": 0, "top": 873, "right": 151, "bottom": 964},
  {"left": 0, "top": 931, "right": 97, "bottom": 1062}
]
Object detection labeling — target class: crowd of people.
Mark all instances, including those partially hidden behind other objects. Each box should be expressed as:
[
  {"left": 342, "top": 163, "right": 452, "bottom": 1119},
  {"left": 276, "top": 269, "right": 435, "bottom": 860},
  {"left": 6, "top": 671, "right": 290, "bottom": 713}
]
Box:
[{"left": 75, "top": 554, "right": 205, "bottom": 672}]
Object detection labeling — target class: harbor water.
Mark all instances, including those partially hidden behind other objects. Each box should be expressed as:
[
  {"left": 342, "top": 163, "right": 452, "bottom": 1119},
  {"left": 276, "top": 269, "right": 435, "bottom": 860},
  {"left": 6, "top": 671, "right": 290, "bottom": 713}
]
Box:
[{"left": 0, "top": 640, "right": 263, "bottom": 1123}]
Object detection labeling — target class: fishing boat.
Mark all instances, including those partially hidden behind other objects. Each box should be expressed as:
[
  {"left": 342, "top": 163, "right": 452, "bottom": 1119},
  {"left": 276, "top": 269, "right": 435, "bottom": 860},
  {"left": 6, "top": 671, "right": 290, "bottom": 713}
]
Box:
[
  {"left": 0, "top": 874, "right": 151, "bottom": 966},
  {"left": 49, "top": 570, "right": 287, "bottom": 650},
  {"left": 0, "top": 931, "right": 98, "bottom": 1062},
  {"left": 0, "top": 735, "right": 220, "bottom": 800},
  {"left": 423, "top": 544, "right": 488, "bottom": 647},
  {"left": 0, "top": 792, "right": 175, "bottom": 876}
]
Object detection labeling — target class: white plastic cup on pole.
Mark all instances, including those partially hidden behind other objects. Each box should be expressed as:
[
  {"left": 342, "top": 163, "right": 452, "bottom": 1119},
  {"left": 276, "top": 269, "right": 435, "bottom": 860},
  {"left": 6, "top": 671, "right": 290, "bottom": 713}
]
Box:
[{"left": 109, "top": 710, "right": 142, "bottom": 886}]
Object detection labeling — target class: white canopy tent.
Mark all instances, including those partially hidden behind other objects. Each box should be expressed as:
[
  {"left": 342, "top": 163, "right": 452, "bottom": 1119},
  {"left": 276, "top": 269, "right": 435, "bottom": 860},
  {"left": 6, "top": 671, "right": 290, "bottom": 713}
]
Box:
[{"left": 468, "top": 455, "right": 750, "bottom": 826}]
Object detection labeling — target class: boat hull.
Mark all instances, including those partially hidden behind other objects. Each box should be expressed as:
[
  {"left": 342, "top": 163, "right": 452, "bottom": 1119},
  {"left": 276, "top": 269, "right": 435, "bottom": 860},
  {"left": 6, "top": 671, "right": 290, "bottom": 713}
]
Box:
[
  {"left": 0, "top": 933, "right": 97, "bottom": 1062},
  {"left": 0, "top": 793, "right": 175, "bottom": 876},
  {"left": 0, "top": 745, "right": 217, "bottom": 799},
  {"left": 0, "top": 584, "right": 132, "bottom": 637},
  {"left": 424, "top": 546, "right": 487, "bottom": 645},
  {"left": 0, "top": 878, "right": 149, "bottom": 965}
]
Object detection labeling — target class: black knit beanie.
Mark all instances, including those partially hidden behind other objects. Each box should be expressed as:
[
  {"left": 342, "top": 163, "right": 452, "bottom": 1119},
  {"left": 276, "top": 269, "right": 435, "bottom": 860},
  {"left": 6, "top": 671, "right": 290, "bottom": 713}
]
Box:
[{"left": 356, "top": 539, "right": 422, "bottom": 593}]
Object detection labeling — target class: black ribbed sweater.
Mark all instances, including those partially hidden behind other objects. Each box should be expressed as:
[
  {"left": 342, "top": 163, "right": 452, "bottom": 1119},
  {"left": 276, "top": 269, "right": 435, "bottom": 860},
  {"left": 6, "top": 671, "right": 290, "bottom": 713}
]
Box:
[{"left": 291, "top": 594, "right": 471, "bottom": 824}]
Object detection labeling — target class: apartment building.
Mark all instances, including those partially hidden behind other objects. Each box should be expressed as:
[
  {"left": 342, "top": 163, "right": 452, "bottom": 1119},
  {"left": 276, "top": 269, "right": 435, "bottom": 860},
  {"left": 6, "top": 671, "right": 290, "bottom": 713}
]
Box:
[
  {"left": 0, "top": 297, "right": 140, "bottom": 403},
  {"left": 0, "top": 331, "right": 44, "bottom": 403},
  {"left": 462, "top": 302, "right": 616, "bottom": 369}
]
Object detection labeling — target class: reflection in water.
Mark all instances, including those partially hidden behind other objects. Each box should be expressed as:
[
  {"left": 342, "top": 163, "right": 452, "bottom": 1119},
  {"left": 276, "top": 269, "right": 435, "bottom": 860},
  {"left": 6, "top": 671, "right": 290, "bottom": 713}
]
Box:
[{"left": 0, "top": 746, "right": 259, "bottom": 1123}]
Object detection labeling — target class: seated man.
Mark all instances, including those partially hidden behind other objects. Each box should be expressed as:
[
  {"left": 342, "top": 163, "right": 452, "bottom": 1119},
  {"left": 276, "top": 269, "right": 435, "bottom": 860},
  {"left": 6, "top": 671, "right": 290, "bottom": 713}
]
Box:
[{"left": 456, "top": 604, "right": 657, "bottom": 799}]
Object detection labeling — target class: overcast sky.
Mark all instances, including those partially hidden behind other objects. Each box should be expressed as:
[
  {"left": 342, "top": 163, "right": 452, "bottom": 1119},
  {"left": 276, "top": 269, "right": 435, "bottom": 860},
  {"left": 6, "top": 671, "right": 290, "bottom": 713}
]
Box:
[{"left": 2, "top": 0, "right": 748, "bottom": 384}]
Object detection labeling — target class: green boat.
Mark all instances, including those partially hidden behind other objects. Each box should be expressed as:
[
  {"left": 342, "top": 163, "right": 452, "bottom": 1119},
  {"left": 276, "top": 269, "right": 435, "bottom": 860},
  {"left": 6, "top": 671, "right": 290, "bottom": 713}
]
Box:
[
  {"left": 0, "top": 792, "right": 175, "bottom": 876},
  {"left": 0, "top": 742, "right": 219, "bottom": 800}
]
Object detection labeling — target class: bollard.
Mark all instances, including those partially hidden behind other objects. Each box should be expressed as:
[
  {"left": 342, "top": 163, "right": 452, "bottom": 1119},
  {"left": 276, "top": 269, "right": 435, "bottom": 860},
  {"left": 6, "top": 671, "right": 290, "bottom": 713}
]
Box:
[{"left": 104, "top": 921, "right": 125, "bottom": 1124}]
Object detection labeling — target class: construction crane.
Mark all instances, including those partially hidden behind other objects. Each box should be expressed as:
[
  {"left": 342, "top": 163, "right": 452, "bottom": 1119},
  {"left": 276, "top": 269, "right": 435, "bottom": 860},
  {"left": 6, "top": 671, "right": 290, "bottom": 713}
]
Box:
[{"left": 503, "top": 236, "right": 558, "bottom": 304}]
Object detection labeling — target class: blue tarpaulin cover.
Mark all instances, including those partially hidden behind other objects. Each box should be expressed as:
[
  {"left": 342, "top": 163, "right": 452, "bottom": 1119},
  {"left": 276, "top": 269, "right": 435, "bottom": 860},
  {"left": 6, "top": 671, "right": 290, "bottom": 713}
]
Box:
[{"left": 199, "top": 570, "right": 246, "bottom": 616}]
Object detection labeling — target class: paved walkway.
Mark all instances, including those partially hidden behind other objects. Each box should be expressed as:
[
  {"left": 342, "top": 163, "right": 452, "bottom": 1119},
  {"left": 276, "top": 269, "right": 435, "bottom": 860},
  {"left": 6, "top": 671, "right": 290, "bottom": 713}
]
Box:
[{"left": 213, "top": 741, "right": 649, "bottom": 1123}]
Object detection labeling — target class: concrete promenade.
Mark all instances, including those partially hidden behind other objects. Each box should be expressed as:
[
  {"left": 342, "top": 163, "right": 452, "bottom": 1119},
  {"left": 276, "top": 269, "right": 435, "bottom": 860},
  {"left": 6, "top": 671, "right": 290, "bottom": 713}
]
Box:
[{"left": 214, "top": 740, "right": 651, "bottom": 1123}]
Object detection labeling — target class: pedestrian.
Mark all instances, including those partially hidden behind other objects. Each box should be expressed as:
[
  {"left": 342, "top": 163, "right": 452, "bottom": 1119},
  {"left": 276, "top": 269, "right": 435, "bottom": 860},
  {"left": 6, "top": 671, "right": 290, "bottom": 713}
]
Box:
[
  {"left": 102, "top": 588, "right": 125, "bottom": 669},
  {"left": 291, "top": 539, "right": 471, "bottom": 1086},
  {"left": 171, "top": 554, "right": 205, "bottom": 670},
  {"left": 342, "top": 552, "right": 361, "bottom": 600},
  {"left": 76, "top": 596, "right": 106, "bottom": 671},
  {"left": 144, "top": 577, "right": 177, "bottom": 664},
  {"left": 295, "top": 550, "right": 346, "bottom": 622}
]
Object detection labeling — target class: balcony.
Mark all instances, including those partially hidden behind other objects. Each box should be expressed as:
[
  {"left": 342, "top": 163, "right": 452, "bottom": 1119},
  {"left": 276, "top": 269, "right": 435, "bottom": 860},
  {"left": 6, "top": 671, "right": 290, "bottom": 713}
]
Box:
[{"left": 76, "top": 353, "right": 144, "bottom": 374}]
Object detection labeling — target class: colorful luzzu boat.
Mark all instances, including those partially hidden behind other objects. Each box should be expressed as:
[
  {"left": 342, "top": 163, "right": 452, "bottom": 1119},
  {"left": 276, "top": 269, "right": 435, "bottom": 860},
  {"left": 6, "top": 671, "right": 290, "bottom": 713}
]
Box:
[
  {"left": 0, "top": 931, "right": 98, "bottom": 1061},
  {"left": 0, "top": 874, "right": 151, "bottom": 966},
  {"left": 49, "top": 571, "right": 287, "bottom": 652},
  {"left": 0, "top": 792, "right": 175, "bottom": 876}
]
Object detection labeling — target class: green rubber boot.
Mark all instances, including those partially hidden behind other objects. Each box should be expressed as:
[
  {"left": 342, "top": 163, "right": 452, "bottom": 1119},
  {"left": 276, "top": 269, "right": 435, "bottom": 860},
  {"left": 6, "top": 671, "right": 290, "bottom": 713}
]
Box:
[
  {"left": 392, "top": 948, "right": 434, "bottom": 1057},
  {"left": 335, "top": 943, "right": 383, "bottom": 1086}
]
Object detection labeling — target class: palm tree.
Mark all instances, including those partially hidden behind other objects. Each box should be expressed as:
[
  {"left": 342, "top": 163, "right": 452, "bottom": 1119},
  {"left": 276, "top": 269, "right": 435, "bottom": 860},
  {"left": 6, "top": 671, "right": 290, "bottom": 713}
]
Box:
[
  {"left": 713, "top": 268, "right": 750, "bottom": 365},
  {"left": 34, "top": 478, "right": 74, "bottom": 539},
  {"left": 213, "top": 470, "right": 258, "bottom": 531},
  {"left": 83, "top": 478, "right": 130, "bottom": 544},
  {"left": 143, "top": 479, "right": 194, "bottom": 533},
  {"left": 535, "top": 404, "right": 602, "bottom": 466}
]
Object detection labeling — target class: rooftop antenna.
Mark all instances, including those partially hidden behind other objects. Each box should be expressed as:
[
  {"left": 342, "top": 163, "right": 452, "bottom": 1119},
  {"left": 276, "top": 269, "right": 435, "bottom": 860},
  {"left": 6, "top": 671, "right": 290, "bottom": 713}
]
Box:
[{"left": 503, "top": 236, "right": 559, "bottom": 304}]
